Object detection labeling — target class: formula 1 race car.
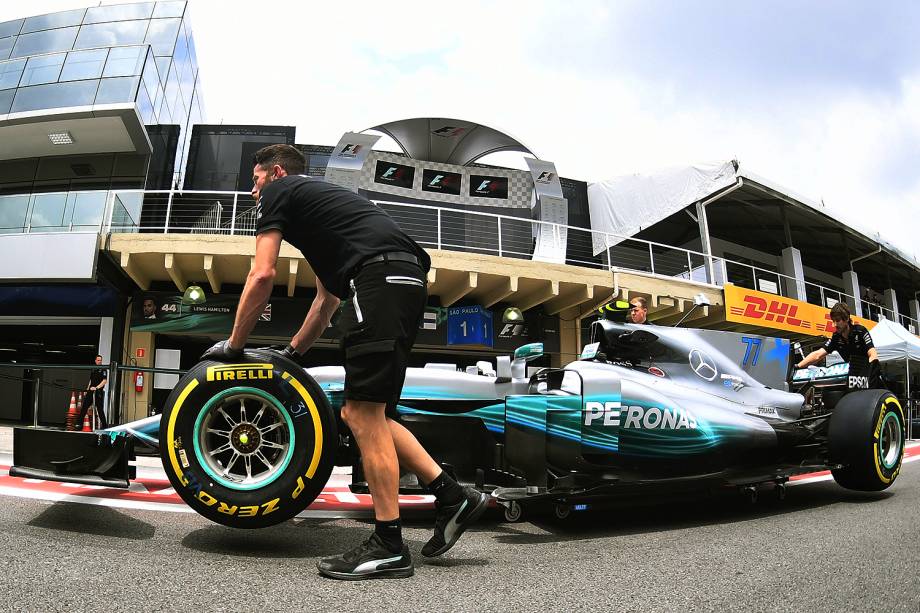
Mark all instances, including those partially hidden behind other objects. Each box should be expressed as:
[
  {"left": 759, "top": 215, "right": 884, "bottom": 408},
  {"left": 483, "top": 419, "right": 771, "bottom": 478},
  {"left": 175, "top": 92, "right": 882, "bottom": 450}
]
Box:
[{"left": 11, "top": 316, "right": 907, "bottom": 528}]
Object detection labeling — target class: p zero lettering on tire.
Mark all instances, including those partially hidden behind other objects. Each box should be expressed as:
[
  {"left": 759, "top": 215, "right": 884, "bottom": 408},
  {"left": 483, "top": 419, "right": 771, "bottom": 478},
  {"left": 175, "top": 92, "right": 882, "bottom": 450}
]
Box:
[{"left": 159, "top": 350, "right": 337, "bottom": 528}]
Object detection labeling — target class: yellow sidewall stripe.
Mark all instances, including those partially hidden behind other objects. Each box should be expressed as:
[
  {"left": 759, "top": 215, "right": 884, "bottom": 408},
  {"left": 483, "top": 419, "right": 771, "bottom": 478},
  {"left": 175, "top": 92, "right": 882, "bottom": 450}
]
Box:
[
  {"left": 282, "top": 372, "right": 324, "bottom": 479},
  {"left": 874, "top": 397, "right": 904, "bottom": 484},
  {"left": 166, "top": 379, "right": 200, "bottom": 481}
]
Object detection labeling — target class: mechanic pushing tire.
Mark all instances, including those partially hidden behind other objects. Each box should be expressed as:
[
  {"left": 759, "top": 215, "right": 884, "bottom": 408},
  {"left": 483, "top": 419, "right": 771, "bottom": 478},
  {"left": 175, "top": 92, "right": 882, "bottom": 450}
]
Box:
[
  {"left": 159, "top": 349, "right": 337, "bottom": 528},
  {"left": 828, "top": 389, "right": 905, "bottom": 491}
]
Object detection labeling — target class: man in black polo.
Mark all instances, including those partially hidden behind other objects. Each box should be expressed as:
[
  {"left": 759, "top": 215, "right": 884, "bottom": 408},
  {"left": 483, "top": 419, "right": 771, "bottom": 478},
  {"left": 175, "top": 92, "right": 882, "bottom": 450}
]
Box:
[
  {"left": 796, "top": 302, "right": 882, "bottom": 389},
  {"left": 202, "top": 144, "right": 487, "bottom": 580},
  {"left": 74, "top": 354, "right": 108, "bottom": 430}
]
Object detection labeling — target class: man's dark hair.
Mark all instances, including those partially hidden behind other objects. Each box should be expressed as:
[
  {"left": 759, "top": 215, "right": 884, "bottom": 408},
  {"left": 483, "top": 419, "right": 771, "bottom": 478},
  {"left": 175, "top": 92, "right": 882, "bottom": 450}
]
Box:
[
  {"left": 253, "top": 144, "right": 306, "bottom": 175},
  {"left": 96, "top": 354, "right": 103, "bottom": 359},
  {"left": 630, "top": 296, "right": 648, "bottom": 309},
  {"left": 830, "top": 302, "right": 852, "bottom": 321}
]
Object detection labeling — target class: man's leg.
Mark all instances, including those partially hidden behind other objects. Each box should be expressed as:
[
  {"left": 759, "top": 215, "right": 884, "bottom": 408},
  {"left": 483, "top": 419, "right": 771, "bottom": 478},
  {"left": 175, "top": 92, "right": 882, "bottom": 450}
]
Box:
[
  {"left": 342, "top": 400, "right": 399, "bottom": 521},
  {"left": 94, "top": 391, "right": 109, "bottom": 429},
  {"left": 387, "top": 418, "right": 489, "bottom": 558},
  {"left": 316, "top": 399, "right": 413, "bottom": 581}
]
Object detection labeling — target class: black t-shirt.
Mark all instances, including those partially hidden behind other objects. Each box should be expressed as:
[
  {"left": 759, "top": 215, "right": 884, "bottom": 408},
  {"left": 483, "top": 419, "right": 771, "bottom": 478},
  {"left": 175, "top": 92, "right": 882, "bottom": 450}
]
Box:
[
  {"left": 823, "top": 323, "right": 874, "bottom": 373},
  {"left": 256, "top": 175, "right": 431, "bottom": 299},
  {"left": 89, "top": 368, "right": 106, "bottom": 388}
]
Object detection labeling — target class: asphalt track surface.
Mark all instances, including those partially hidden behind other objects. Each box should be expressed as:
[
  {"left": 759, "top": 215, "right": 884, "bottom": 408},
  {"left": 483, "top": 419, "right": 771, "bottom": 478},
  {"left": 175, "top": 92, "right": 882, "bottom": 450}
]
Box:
[{"left": 1, "top": 453, "right": 918, "bottom": 612}]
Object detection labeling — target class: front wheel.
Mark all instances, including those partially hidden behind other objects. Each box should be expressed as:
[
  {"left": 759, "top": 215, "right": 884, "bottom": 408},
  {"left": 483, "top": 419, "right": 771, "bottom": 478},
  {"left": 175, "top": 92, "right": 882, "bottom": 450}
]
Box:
[
  {"left": 159, "top": 350, "right": 337, "bottom": 528},
  {"left": 828, "top": 389, "right": 905, "bottom": 492}
]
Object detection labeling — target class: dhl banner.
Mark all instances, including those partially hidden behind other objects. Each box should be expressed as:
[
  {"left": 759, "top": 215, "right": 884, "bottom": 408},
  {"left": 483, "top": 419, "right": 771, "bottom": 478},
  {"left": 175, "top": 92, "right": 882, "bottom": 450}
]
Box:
[{"left": 724, "top": 284, "right": 876, "bottom": 337}]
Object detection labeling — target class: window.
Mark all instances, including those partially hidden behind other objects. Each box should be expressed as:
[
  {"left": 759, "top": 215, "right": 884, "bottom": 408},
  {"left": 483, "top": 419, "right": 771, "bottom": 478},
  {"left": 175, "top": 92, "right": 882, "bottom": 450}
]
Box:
[
  {"left": 95, "top": 76, "right": 140, "bottom": 104},
  {"left": 0, "top": 19, "right": 24, "bottom": 39},
  {"left": 0, "top": 89, "right": 12, "bottom": 114},
  {"left": 11, "top": 80, "right": 99, "bottom": 113},
  {"left": 0, "top": 58, "right": 26, "bottom": 90},
  {"left": 83, "top": 3, "right": 154, "bottom": 24},
  {"left": 10, "top": 26, "right": 79, "bottom": 58},
  {"left": 145, "top": 18, "right": 181, "bottom": 56},
  {"left": 0, "top": 36, "right": 13, "bottom": 62},
  {"left": 20, "top": 53, "right": 65, "bottom": 86},
  {"left": 69, "top": 191, "right": 107, "bottom": 229},
  {"left": 21, "top": 9, "right": 86, "bottom": 34},
  {"left": 60, "top": 48, "right": 108, "bottom": 82},
  {"left": 75, "top": 20, "right": 149, "bottom": 50},
  {"left": 153, "top": 1, "right": 186, "bottom": 18},
  {"left": 0, "top": 194, "right": 30, "bottom": 232},
  {"left": 103, "top": 46, "right": 146, "bottom": 77},
  {"left": 29, "top": 192, "right": 68, "bottom": 230}
]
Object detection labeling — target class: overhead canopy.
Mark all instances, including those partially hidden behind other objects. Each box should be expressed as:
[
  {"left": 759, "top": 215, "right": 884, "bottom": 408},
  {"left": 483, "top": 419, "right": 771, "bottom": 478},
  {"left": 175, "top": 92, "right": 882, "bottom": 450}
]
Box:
[
  {"left": 870, "top": 318, "right": 920, "bottom": 362},
  {"left": 587, "top": 159, "right": 920, "bottom": 303},
  {"left": 587, "top": 160, "right": 737, "bottom": 252},
  {"left": 366, "top": 117, "right": 534, "bottom": 166}
]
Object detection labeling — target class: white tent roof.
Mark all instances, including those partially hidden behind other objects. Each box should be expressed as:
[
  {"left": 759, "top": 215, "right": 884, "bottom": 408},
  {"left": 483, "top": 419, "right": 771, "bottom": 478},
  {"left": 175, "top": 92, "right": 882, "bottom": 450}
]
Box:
[{"left": 870, "top": 318, "right": 920, "bottom": 362}]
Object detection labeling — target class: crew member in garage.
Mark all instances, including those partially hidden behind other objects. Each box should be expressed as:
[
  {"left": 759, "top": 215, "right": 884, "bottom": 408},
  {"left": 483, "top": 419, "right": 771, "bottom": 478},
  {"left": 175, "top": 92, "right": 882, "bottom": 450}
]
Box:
[
  {"left": 201, "top": 145, "right": 487, "bottom": 580},
  {"left": 795, "top": 303, "right": 882, "bottom": 389},
  {"left": 72, "top": 354, "right": 109, "bottom": 430}
]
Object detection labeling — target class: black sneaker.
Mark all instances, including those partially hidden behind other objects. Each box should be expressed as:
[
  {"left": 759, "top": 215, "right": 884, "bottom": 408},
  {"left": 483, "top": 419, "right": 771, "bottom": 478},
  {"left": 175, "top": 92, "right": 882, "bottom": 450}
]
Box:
[
  {"left": 422, "top": 486, "right": 489, "bottom": 557},
  {"left": 317, "top": 533, "right": 414, "bottom": 580}
]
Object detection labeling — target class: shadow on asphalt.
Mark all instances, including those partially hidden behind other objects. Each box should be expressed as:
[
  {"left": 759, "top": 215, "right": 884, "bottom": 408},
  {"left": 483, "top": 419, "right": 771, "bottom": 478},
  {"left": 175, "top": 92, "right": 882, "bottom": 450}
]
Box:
[
  {"left": 483, "top": 481, "right": 894, "bottom": 546},
  {"left": 181, "top": 520, "right": 442, "bottom": 559},
  {"left": 27, "top": 502, "right": 155, "bottom": 540}
]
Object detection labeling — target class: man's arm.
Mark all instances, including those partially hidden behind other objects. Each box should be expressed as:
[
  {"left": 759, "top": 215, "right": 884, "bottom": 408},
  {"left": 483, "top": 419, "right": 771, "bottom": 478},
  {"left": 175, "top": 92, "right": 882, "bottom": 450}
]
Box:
[
  {"left": 290, "top": 276, "right": 340, "bottom": 354},
  {"left": 868, "top": 346, "right": 879, "bottom": 363},
  {"left": 228, "top": 230, "right": 282, "bottom": 350},
  {"left": 95, "top": 377, "right": 107, "bottom": 391},
  {"left": 796, "top": 347, "right": 828, "bottom": 369}
]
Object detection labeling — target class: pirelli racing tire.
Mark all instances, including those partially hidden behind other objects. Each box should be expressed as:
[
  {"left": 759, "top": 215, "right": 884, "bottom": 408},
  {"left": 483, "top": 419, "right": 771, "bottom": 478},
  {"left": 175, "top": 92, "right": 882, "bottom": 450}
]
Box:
[
  {"left": 160, "top": 350, "right": 337, "bottom": 528},
  {"left": 828, "top": 389, "right": 905, "bottom": 492}
]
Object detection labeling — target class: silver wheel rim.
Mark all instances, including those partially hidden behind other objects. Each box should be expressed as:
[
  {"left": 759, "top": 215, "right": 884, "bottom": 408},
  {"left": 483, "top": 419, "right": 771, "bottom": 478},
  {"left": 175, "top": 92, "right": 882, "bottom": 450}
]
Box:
[
  {"left": 198, "top": 392, "right": 292, "bottom": 488},
  {"left": 880, "top": 412, "right": 902, "bottom": 469}
]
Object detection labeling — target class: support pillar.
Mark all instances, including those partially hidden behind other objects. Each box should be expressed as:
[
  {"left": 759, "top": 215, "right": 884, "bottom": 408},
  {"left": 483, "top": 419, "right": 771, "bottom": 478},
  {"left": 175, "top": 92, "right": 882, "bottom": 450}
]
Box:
[
  {"left": 908, "top": 299, "right": 919, "bottom": 334},
  {"left": 557, "top": 307, "right": 581, "bottom": 368},
  {"left": 841, "top": 270, "right": 862, "bottom": 317},
  {"left": 883, "top": 288, "right": 899, "bottom": 321},
  {"left": 695, "top": 201, "right": 715, "bottom": 284},
  {"left": 780, "top": 247, "right": 806, "bottom": 301}
]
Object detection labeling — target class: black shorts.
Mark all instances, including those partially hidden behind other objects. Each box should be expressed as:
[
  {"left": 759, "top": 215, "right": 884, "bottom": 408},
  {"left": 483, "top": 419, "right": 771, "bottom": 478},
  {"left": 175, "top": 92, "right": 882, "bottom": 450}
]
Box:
[{"left": 338, "top": 259, "right": 427, "bottom": 416}]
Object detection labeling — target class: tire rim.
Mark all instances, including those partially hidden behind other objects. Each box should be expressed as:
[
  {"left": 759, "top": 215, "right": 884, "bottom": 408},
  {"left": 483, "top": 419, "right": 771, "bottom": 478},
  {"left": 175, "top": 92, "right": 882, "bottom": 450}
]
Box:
[
  {"left": 879, "top": 411, "right": 902, "bottom": 470},
  {"left": 193, "top": 387, "right": 295, "bottom": 491}
]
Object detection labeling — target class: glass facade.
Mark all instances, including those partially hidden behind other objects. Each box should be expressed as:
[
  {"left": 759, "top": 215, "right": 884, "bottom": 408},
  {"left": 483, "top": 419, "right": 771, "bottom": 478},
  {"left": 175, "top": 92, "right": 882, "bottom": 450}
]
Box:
[{"left": 0, "top": 1, "right": 205, "bottom": 188}]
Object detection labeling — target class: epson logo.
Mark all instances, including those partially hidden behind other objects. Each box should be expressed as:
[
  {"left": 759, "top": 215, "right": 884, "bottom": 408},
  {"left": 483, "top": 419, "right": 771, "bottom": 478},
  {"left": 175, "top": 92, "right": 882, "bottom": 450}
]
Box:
[
  {"left": 849, "top": 375, "right": 869, "bottom": 389},
  {"left": 583, "top": 401, "right": 697, "bottom": 430}
]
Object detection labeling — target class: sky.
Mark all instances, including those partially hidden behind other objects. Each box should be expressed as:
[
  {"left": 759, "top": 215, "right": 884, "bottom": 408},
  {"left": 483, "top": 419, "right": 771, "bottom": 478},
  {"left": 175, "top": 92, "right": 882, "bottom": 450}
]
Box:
[{"left": 2, "top": 0, "right": 919, "bottom": 260}]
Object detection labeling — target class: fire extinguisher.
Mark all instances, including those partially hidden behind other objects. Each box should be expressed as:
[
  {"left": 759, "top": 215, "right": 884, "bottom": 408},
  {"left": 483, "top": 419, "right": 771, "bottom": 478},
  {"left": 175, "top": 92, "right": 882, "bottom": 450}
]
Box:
[{"left": 135, "top": 371, "right": 144, "bottom": 392}]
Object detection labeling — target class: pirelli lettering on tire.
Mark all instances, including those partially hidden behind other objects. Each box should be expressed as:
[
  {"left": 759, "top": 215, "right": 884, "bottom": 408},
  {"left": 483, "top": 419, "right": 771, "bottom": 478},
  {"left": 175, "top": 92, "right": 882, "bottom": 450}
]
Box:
[{"left": 206, "top": 363, "right": 274, "bottom": 382}]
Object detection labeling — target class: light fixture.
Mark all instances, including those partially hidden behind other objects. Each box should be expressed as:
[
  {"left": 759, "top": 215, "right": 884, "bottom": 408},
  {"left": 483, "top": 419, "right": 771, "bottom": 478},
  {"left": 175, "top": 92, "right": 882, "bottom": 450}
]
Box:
[
  {"left": 502, "top": 307, "right": 523, "bottom": 323},
  {"left": 48, "top": 131, "right": 74, "bottom": 145},
  {"left": 182, "top": 285, "right": 206, "bottom": 305}
]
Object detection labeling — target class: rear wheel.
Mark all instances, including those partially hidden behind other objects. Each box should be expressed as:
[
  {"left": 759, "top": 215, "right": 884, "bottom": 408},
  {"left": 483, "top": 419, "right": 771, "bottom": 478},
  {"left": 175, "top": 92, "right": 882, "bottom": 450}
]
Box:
[
  {"left": 829, "top": 389, "right": 905, "bottom": 491},
  {"left": 159, "top": 350, "right": 337, "bottom": 528}
]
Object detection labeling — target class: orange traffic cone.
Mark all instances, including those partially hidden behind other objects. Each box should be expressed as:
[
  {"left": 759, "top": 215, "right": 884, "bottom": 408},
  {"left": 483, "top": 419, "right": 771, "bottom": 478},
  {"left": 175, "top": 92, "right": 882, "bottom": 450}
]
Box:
[
  {"left": 82, "top": 393, "right": 93, "bottom": 432},
  {"left": 65, "top": 391, "right": 80, "bottom": 431}
]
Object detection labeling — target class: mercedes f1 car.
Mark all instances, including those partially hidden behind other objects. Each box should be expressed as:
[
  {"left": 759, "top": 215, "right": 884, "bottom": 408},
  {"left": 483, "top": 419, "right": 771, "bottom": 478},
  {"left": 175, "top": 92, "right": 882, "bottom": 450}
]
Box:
[{"left": 11, "top": 315, "right": 906, "bottom": 527}]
